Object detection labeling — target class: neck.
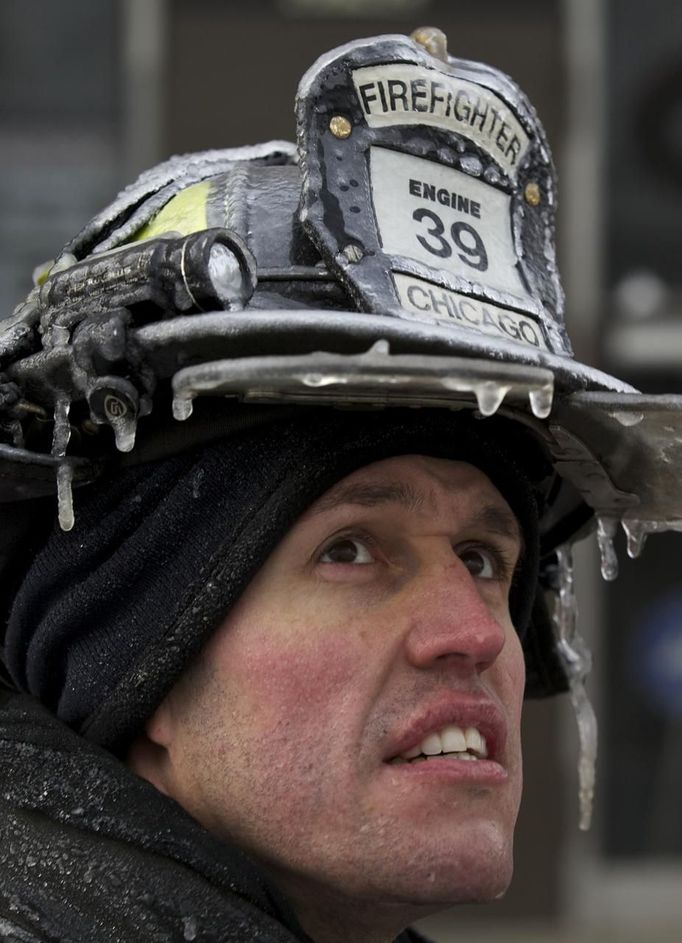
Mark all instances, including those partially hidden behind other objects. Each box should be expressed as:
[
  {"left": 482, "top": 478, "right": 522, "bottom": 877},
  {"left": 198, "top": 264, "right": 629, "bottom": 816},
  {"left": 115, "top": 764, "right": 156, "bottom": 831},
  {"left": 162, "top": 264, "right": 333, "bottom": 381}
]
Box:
[
  {"left": 265, "top": 869, "right": 430, "bottom": 943},
  {"left": 294, "top": 902, "right": 404, "bottom": 943}
]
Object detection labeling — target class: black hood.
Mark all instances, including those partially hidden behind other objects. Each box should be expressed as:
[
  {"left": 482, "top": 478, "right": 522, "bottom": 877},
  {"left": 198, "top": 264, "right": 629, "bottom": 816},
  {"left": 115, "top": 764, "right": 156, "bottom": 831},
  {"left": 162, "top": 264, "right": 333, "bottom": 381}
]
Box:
[{"left": 0, "top": 692, "right": 307, "bottom": 943}]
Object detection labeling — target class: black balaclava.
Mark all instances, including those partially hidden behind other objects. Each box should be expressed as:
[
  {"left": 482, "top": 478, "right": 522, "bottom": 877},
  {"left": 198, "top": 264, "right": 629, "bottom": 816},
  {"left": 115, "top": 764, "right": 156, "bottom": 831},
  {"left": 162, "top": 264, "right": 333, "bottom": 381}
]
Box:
[{"left": 4, "top": 405, "right": 551, "bottom": 755}]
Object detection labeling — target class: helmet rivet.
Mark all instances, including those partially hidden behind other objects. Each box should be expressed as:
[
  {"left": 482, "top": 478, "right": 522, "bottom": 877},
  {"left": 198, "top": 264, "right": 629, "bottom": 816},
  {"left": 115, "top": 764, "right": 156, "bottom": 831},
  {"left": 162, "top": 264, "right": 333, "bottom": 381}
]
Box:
[
  {"left": 410, "top": 26, "right": 448, "bottom": 63},
  {"left": 329, "top": 115, "right": 352, "bottom": 139},
  {"left": 524, "top": 182, "right": 542, "bottom": 206}
]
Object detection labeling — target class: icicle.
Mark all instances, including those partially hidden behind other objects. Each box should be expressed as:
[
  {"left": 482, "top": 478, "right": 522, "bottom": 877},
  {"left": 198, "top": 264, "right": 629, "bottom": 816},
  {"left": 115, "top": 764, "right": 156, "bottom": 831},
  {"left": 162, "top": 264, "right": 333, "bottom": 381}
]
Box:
[
  {"left": 474, "top": 381, "right": 508, "bottom": 417},
  {"left": 552, "top": 545, "right": 598, "bottom": 831},
  {"left": 610, "top": 410, "right": 644, "bottom": 427},
  {"left": 621, "top": 519, "right": 648, "bottom": 559},
  {"left": 528, "top": 385, "right": 554, "bottom": 419},
  {"left": 596, "top": 515, "right": 619, "bottom": 581},
  {"left": 57, "top": 463, "right": 75, "bottom": 532},
  {"left": 619, "top": 518, "right": 682, "bottom": 557},
  {"left": 47, "top": 324, "right": 70, "bottom": 350},
  {"left": 7, "top": 419, "right": 24, "bottom": 449},
  {"left": 173, "top": 393, "right": 194, "bottom": 421},
  {"left": 96, "top": 388, "right": 139, "bottom": 452},
  {"left": 110, "top": 414, "right": 137, "bottom": 453},
  {"left": 52, "top": 397, "right": 74, "bottom": 532},
  {"left": 622, "top": 518, "right": 682, "bottom": 539},
  {"left": 182, "top": 916, "right": 198, "bottom": 942}
]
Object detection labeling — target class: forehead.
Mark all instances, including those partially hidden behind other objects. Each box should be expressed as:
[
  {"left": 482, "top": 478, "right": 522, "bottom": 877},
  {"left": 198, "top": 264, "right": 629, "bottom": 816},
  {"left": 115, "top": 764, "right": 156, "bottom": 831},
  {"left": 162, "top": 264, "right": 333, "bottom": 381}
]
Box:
[{"left": 302, "top": 454, "right": 520, "bottom": 538}]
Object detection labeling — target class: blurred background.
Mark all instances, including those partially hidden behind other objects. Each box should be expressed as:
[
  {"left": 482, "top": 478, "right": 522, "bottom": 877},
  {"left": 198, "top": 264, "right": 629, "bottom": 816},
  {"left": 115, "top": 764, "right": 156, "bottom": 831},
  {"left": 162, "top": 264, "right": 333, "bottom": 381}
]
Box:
[{"left": 1, "top": 0, "right": 680, "bottom": 939}]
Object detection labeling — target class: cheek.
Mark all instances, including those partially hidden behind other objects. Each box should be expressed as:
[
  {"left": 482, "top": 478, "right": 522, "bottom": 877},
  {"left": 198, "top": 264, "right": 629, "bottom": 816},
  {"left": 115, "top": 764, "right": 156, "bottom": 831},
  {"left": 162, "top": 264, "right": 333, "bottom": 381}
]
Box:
[
  {"left": 504, "top": 634, "right": 526, "bottom": 722},
  {"left": 500, "top": 629, "right": 525, "bottom": 789},
  {"left": 510, "top": 630, "right": 526, "bottom": 705},
  {"left": 204, "top": 606, "right": 376, "bottom": 742},
  {"left": 181, "top": 613, "right": 383, "bottom": 837},
  {"left": 486, "top": 622, "right": 525, "bottom": 735}
]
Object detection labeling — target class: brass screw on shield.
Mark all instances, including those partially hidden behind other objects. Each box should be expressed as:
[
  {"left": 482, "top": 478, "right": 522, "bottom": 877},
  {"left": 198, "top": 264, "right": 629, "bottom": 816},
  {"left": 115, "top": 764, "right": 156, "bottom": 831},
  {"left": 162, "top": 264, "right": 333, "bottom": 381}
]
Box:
[
  {"left": 524, "top": 182, "right": 542, "bottom": 206},
  {"left": 329, "top": 115, "right": 352, "bottom": 139}
]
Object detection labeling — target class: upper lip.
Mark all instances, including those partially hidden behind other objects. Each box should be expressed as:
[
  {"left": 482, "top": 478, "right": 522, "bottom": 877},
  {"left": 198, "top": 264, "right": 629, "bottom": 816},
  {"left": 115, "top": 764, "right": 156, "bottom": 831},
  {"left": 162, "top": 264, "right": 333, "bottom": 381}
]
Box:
[{"left": 382, "top": 692, "right": 507, "bottom": 765}]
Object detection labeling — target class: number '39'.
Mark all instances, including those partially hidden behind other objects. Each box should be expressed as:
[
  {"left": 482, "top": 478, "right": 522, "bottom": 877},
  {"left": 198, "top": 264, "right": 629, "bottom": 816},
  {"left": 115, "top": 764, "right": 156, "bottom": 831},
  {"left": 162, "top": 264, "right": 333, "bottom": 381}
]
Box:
[{"left": 412, "top": 208, "right": 488, "bottom": 272}]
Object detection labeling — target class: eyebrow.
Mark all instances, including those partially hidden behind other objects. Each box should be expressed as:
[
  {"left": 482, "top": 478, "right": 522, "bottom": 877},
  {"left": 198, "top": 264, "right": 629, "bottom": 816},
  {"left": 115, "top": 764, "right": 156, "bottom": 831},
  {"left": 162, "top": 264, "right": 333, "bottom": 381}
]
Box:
[
  {"left": 308, "top": 479, "right": 524, "bottom": 549},
  {"left": 468, "top": 504, "right": 524, "bottom": 552},
  {"left": 310, "top": 481, "right": 427, "bottom": 516}
]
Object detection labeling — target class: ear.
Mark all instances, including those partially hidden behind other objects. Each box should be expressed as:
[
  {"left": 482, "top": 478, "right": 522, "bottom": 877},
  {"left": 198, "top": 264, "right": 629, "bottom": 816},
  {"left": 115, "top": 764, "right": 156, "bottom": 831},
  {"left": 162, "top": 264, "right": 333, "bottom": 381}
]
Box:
[
  {"left": 145, "top": 696, "right": 176, "bottom": 749},
  {"left": 125, "top": 697, "right": 176, "bottom": 796}
]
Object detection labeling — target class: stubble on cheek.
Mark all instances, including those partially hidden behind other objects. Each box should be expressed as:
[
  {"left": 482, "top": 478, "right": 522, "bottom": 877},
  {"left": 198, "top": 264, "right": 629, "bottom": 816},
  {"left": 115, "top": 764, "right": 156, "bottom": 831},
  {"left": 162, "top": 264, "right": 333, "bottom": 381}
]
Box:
[{"left": 174, "top": 628, "right": 372, "bottom": 858}]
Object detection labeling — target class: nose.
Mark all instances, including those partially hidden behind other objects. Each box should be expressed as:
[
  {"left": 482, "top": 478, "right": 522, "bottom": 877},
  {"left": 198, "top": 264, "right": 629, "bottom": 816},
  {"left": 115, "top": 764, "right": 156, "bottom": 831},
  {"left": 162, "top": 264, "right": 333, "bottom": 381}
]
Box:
[{"left": 402, "top": 558, "right": 507, "bottom": 674}]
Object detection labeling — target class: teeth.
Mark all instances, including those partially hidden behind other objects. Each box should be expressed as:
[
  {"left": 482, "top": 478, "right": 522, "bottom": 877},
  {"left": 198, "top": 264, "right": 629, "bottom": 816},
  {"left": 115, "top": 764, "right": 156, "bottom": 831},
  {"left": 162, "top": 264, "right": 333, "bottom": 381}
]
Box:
[
  {"left": 398, "top": 724, "right": 488, "bottom": 762},
  {"left": 465, "top": 727, "right": 484, "bottom": 755},
  {"left": 421, "top": 733, "right": 443, "bottom": 756},
  {"left": 441, "top": 725, "right": 466, "bottom": 753}
]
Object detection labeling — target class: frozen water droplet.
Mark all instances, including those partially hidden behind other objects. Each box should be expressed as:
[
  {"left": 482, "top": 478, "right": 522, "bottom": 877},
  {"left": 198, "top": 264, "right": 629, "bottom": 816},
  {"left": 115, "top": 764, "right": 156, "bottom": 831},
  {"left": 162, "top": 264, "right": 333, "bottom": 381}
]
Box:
[
  {"left": 183, "top": 916, "right": 198, "bottom": 941},
  {"left": 302, "top": 373, "right": 344, "bottom": 388},
  {"left": 111, "top": 416, "right": 136, "bottom": 453},
  {"left": 207, "top": 243, "right": 249, "bottom": 310},
  {"left": 475, "top": 382, "right": 507, "bottom": 417},
  {"left": 173, "top": 394, "right": 194, "bottom": 421},
  {"left": 368, "top": 339, "right": 390, "bottom": 356},
  {"left": 50, "top": 251, "right": 78, "bottom": 275},
  {"left": 529, "top": 385, "right": 554, "bottom": 419},
  {"left": 51, "top": 324, "right": 70, "bottom": 348},
  {"left": 552, "top": 546, "right": 598, "bottom": 831},
  {"left": 342, "top": 244, "right": 363, "bottom": 263},
  {"left": 57, "top": 464, "right": 74, "bottom": 532},
  {"left": 610, "top": 410, "right": 644, "bottom": 427},
  {"left": 596, "top": 516, "right": 619, "bottom": 581},
  {"left": 460, "top": 154, "right": 483, "bottom": 176},
  {"left": 621, "top": 519, "right": 647, "bottom": 559}
]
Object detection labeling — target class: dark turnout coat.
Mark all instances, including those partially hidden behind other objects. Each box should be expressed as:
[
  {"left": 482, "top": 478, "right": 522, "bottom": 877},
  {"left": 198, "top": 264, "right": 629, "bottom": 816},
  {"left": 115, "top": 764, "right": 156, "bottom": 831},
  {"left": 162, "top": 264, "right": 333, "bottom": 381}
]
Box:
[{"left": 0, "top": 694, "right": 429, "bottom": 943}]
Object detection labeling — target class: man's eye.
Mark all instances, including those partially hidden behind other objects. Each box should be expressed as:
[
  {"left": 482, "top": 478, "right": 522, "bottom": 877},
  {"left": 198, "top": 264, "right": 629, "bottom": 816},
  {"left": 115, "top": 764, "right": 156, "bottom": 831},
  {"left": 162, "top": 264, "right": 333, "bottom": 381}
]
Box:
[
  {"left": 319, "top": 537, "right": 374, "bottom": 565},
  {"left": 458, "top": 546, "right": 507, "bottom": 581}
]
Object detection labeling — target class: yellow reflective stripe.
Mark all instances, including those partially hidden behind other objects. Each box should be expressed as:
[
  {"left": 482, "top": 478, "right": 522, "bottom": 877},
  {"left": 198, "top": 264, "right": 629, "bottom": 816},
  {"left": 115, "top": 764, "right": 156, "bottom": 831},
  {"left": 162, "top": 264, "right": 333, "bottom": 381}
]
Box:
[
  {"left": 33, "top": 259, "right": 55, "bottom": 286},
  {"left": 130, "top": 179, "right": 211, "bottom": 242}
]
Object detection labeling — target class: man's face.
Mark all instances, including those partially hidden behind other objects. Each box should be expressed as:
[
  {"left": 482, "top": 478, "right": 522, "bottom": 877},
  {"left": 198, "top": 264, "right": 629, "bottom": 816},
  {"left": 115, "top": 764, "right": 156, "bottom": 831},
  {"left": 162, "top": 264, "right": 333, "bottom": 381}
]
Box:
[{"left": 149, "top": 455, "right": 526, "bottom": 928}]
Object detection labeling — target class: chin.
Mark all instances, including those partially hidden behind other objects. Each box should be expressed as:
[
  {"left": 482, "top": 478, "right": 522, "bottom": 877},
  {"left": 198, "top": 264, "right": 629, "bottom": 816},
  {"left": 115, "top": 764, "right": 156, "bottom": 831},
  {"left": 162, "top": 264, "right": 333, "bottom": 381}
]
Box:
[{"left": 394, "top": 819, "right": 516, "bottom": 908}]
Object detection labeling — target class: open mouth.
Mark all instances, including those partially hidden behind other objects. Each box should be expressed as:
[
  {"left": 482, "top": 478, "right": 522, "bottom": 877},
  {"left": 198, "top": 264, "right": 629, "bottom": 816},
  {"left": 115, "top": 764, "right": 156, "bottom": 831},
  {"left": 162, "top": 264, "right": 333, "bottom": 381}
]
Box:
[{"left": 388, "top": 723, "right": 488, "bottom": 765}]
